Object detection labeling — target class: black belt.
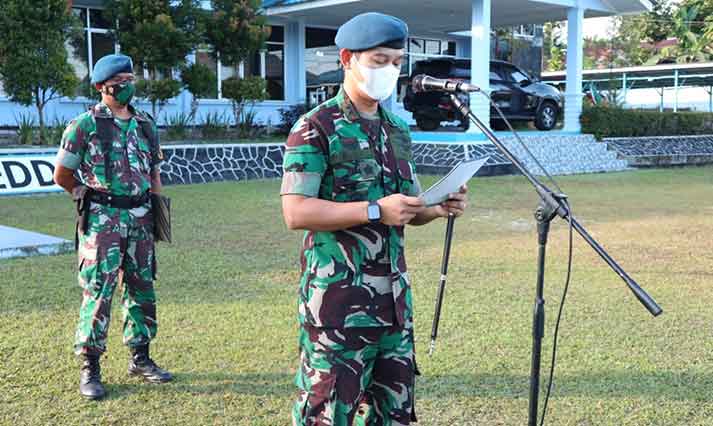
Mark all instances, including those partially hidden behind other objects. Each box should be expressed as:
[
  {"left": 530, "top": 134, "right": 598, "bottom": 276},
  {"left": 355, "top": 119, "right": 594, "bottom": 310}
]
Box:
[{"left": 89, "top": 191, "right": 150, "bottom": 209}]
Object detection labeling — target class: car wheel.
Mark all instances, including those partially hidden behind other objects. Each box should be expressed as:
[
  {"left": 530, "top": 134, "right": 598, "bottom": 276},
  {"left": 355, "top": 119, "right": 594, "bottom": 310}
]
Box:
[
  {"left": 416, "top": 118, "right": 440, "bottom": 131},
  {"left": 535, "top": 101, "right": 558, "bottom": 131}
]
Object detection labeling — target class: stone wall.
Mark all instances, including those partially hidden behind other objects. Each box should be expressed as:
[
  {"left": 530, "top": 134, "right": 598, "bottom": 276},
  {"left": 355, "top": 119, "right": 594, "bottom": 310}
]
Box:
[
  {"left": 158, "top": 134, "right": 630, "bottom": 185},
  {"left": 160, "top": 144, "right": 284, "bottom": 185},
  {"left": 606, "top": 135, "right": 713, "bottom": 167},
  {"left": 158, "top": 142, "right": 517, "bottom": 185}
]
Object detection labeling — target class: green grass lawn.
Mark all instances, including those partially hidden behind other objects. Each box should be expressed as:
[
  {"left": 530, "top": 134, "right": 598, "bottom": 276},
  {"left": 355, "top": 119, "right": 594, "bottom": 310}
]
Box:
[{"left": 1, "top": 167, "right": 712, "bottom": 425}]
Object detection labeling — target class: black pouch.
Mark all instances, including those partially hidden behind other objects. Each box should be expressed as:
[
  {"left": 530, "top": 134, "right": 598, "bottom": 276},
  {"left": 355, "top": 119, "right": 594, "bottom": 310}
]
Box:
[
  {"left": 72, "top": 185, "right": 91, "bottom": 250},
  {"left": 151, "top": 193, "right": 172, "bottom": 243}
]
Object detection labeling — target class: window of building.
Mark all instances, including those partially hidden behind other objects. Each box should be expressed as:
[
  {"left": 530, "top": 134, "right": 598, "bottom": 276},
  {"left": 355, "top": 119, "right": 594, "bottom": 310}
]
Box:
[
  {"left": 195, "top": 48, "right": 219, "bottom": 99},
  {"left": 70, "top": 7, "right": 118, "bottom": 93},
  {"left": 513, "top": 24, "right": 536, "bottom": 39},
  {"left": 305, "top": 27, "right": 342, "bottom": 105},
  {"left": 264, "top": 27, "right": 285, "bottom": 100},
  {"left": 198, "top": 25, "right": 285, "bottom": 101}
]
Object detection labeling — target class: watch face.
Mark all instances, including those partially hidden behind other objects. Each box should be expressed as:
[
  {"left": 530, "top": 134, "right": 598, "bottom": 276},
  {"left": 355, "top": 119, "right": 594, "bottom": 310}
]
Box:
[{"left": 368, "top": 203, "right": 380, "bottom": 221}]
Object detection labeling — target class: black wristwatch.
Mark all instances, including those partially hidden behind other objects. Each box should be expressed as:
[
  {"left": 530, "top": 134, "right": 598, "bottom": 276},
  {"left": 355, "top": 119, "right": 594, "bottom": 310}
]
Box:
[{"left": 367, "top": 200, "right": 381, "bottom": 223}]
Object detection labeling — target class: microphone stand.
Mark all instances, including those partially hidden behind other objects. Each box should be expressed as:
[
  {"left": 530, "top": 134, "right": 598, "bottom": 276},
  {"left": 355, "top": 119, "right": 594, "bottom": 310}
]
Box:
[
  {"left": 429, "top": 213, "right": 456, "bottom": 356},
  {"left": 448, "top": 93, "right": 662, "bottom": 426}
]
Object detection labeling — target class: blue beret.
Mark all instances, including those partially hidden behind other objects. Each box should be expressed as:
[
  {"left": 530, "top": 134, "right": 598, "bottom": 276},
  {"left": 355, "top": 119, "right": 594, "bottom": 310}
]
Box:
[
  {"left": 91, "top": 54, "right": 134, "bottom": 84},
  {"left": 335, "top": 13, "right": 408, "bottom": 51}
]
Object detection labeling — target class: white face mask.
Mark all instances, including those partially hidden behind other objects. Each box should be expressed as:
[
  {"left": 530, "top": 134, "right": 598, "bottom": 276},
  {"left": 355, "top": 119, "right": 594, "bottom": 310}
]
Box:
[{"left": 352, "top": 55, "right": 401, "bottom": 101}]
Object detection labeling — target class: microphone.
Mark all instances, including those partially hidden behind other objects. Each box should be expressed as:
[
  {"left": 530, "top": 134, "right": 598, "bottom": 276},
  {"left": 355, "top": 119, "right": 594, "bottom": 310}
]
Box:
[{"left": 412, "top": 74, "right": 481, "bottom": 94}]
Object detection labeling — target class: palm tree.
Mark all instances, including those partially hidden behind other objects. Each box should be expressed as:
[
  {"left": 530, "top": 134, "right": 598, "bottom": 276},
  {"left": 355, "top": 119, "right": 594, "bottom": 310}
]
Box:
[{"left": 647, "top": 5, "right": 713, "bottom": 64}]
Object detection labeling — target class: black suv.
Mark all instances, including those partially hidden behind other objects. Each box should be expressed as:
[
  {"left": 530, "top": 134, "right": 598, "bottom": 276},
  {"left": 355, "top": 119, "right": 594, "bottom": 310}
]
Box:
[{"left": 403, "top": 59, "right": 563, "bottom": 131}]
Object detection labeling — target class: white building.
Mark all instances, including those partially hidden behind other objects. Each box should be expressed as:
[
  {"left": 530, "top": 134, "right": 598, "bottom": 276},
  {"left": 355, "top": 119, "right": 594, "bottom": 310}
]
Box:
[{"left": 0, "top": 0, "right": 653, "bottom": 135}]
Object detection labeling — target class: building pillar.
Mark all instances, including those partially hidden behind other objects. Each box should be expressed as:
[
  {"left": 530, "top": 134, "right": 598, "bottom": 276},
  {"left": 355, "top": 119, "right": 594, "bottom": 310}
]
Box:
[
  {"left": 467, "top": 0, "right": 491, "bottom": 133},
  {"left": 673, "top": 69, "right": 679, "bottom": 112},
  {"left": 563, "top": 6, "right": 584, "bottom": 132},
  {"left": 285, "top": 19, "right": 307, "bottom": 105}
]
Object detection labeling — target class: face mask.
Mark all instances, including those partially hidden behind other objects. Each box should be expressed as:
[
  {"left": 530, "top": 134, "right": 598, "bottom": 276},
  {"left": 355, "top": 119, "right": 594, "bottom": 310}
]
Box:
[
  {"left": 352, "top": 56, "right": 401, "bottom": 101},
  {"left": 105, "top": 81, "right": 135, "bottom": 105}
]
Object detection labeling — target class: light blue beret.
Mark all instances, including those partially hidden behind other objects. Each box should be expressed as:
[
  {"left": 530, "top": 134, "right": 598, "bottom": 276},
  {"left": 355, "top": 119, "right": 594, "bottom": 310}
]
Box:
[
  {"left": 91, "top": 54, "right": 134, "bottom": 84},
  {"left": 335, "top": 13, "right": 408, "bottom": 51}
]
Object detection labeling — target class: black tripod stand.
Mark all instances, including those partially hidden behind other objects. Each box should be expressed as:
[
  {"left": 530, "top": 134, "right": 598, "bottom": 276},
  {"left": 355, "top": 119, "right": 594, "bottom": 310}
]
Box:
[{"left": 448, "top": 94, "right": 663, "bottom": 426}]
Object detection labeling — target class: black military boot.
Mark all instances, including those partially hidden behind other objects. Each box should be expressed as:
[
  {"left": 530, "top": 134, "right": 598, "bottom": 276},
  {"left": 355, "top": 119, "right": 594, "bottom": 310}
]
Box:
[
  {"left": 79, "top": 354, "right": 106, "bottom": 400},
  {"left": 128, "top": 344, "right": 173, "bottom": 383}
]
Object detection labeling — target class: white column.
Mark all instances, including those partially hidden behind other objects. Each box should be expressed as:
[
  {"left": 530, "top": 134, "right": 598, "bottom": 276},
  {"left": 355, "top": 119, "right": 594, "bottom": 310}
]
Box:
[
  {"left": 468, "top": 0, "right": 491, "bottom": 133},
  {"left": 673, "top": 69, "right": 679, "bottom": 112},
  {"left": 296, "top": 19, "right": 306, "bottom": 104},
  {"left": 563, "top": 6, "right": 584, "bottom": 132},
  {"left": 285, "top": 19, "right": 307, "bottom": 104},
  {"left": 621, "top": 72, "right": 627, "bottom": 106}
]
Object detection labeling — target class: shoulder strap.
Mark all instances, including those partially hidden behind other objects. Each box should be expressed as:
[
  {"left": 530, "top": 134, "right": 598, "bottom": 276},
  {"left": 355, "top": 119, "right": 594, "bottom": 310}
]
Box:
[
  {"left": 90, "top": 105, "right": 115, "bottom": 187},
  {"left": 137, "top": 112, "right": 163, "bottom": 164}
]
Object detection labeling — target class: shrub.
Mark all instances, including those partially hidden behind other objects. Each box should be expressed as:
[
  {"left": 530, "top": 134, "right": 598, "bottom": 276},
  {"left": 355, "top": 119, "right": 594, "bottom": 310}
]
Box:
[
  {"left": 581, "top": 104, "right": 713, "bottom": 140},
  {"left": 164, "top": 111, "right": 191, "bottom": 141},
  {"left": 180, "top": 63, "right": 217, "bottom": 125},
  {"left": 136, "top": 78, "right": 182, "bottom": 117},
  {"left": 237, "top": 109, "right": 259, "bottom": 139},
  {"left": 200, "top": 111, "right": 230, "bottom": 139},
  {"left": 14, "top": 113, "right": 35, "bottom": 145},
  {"left": 45, "top": 116, "right": 69, "bottom": 146},
  {"left": 221, "top": 76, "right": 266, "bottom": 136},
  {"left": 278, "top": 103, "right": 309, "bottom": 134}
]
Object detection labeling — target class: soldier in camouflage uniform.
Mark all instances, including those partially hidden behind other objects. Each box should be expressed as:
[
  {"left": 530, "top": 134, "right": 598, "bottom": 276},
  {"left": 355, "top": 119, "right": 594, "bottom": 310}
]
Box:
[
  {"left": 281, "top": 13, "right": 469, "bottom": 426},
  {"left": 54, "top": 54, "right": 172, "bottom": 400}
]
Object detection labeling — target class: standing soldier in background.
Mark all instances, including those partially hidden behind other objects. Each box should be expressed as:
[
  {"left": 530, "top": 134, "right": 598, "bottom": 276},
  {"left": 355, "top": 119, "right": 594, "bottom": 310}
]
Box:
[
  {"left": 281, "top": 13, "right": 468, "bottom": 426},
  {"left": 53, "top": 54, "right": 172, "bottom": 400}
]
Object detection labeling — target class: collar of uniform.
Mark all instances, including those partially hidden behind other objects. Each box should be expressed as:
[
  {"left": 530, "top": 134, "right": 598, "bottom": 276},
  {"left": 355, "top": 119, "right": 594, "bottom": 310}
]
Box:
[
  {"left": 92, "top": 102, "right": 113, "bottom": 119},
  {"left": 337, "top": 86, "right": 399, "bottom": 127},
  {"left": 92, "top": 102, "right": 147, "bottom": 122},
  {"left": 128, "top": 105, "right": 149, "bottom": 122}
]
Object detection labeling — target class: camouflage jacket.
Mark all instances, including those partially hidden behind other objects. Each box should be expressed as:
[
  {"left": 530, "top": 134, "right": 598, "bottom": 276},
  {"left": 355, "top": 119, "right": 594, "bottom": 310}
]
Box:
[
  {"left": 281, "top": 87, "right": 422, "bottom": 328},
  {"left": 56, "top": 102, "right": 162, "bottom": 199}
]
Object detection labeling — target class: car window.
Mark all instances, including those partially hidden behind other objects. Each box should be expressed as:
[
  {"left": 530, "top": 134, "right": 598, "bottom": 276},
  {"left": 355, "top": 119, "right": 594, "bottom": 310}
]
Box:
[
  {"left": 504, "top": 65, "right": 530, "bottom": 84},
  {"left": 489, "top": 70, "right": 501, "bottom": 80}
]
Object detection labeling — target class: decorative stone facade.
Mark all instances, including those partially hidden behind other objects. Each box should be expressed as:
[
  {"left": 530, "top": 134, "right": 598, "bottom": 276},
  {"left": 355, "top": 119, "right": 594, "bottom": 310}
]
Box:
[
  {"left": 158, "top": 134, "right": 632, "bottom": 184},
  {"left": 606, "top": 135, "right": 713, "bottom": 167},
  {"left": 160, "top": 144, "right": 284, "bottom": 185}
]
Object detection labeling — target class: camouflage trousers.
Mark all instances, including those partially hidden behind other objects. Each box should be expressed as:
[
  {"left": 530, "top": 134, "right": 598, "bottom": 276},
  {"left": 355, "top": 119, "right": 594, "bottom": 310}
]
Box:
[
  {"left": 74, "top": 204, "right": 157, "bottom": 356},
  {"left": 293, "top": 323, "right": 418, "bottom": 426}
]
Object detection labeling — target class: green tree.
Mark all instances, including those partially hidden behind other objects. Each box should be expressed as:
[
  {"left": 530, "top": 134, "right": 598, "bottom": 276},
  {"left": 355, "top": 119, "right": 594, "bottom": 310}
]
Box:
[
  {"left": 0, "top": 0, "right": 81, "bottom": 144},
  {"left": 611, "top": 16, "right": 654, "bottom": 67},
  {"left": 638, "top": 0, "right": 676, "bottom": 42},
  {"left": 682, "top": 0, "right": 713, "bottom": 36},
  {"left": 221, "top": 76, "right": 266, "bottom": 137},
  {"left": 104, "top": 0, "right": 202, "bottom": 116},
  {"left": 648, "top": 5, "right": 713, "bottom": 64},
  {"left": 205, "top": 0, "right": 270, "bottom": 66},
  {"left": 543, "top": 22, "right": 566, "bottom": 71},
  {"left": 180, "top": 63, "right": 217, "bottom": 127}
]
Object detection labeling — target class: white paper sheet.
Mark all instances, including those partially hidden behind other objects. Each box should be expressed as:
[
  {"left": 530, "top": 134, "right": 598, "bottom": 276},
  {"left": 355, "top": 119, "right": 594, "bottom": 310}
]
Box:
[{"left": 419, "top": 156, "right": 489, "bottom": 207}]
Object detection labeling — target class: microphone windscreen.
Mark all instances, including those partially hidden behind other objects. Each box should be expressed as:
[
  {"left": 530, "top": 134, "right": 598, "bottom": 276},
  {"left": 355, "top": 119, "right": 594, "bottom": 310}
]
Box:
[{"left": 411, "top": 74, "right": 426, "bottom": 93}]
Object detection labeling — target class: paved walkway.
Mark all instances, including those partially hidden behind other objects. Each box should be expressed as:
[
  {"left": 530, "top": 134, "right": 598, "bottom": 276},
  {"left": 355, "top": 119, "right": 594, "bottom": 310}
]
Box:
[{"left": 0, "top": 225, "right": 72, "bottom": 260}]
